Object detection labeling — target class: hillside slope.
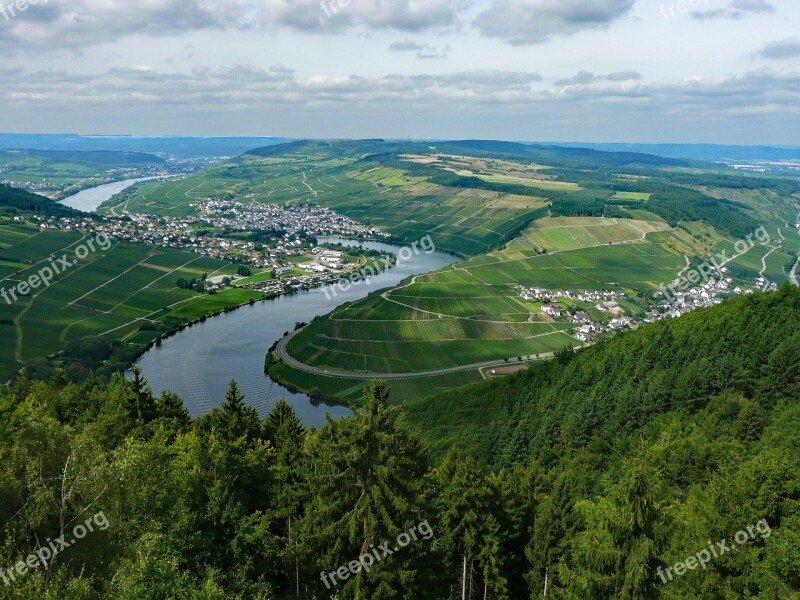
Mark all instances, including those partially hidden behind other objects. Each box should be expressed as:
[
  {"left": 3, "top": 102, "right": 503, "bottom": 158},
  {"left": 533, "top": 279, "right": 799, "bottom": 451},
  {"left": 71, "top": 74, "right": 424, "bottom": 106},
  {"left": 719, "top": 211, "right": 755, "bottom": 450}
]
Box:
[
  {"left": 404, "top": 286, "right": 800, "bottom": 597},
  {"left": 1, "top": 287, "right": 797, "bottom": 599},
  {"left": 409, "top": 285, "right": 800, "bottom": 462},
  {"left": 0, "top": 184, "right": 82, "bottom": 219}
]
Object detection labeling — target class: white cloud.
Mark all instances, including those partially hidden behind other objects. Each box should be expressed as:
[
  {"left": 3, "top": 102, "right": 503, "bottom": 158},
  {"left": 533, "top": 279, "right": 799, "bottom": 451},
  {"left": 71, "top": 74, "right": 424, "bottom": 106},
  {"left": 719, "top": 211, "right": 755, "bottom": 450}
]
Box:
[
  {"left": 390, "top": 40, "right": 451, "bottom": 59},
  {"left": 692, "top": 0, "right": 775, "bottom": 20},
  {"left": 0, "top": 0, "right": 469, "bottom": 50}
]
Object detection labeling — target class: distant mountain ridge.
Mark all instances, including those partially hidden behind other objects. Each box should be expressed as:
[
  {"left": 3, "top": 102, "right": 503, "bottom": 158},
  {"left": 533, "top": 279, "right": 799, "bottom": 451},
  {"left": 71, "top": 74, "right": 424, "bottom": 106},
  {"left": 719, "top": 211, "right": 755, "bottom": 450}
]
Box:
[
  {"left": 245, "top": 138, "right": 699, "bottom": 169},
  {"left": 534, "top": 142, "right": 800, "bottom": 163},
  {"left": 0, "top": 148, "right": 164, "bottom": 167},
  {"left": 0, "top": 134, "right": 290, "bottom": 159}
]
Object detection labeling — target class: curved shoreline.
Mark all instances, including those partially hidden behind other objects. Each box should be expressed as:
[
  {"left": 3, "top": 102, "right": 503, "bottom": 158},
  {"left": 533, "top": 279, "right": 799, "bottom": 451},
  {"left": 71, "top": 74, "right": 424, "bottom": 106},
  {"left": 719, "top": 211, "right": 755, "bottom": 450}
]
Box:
[
  {"left": 135, "top": 237, "right": 461, "bottom": 425},
  {"left": 272, "top": 327, "right": 559, "bottom": 380}
]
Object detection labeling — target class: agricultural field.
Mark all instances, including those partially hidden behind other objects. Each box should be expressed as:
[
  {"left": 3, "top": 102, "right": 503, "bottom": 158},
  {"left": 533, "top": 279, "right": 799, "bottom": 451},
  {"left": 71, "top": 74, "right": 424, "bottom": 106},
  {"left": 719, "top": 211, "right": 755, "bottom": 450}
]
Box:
[
  {"left": 509, "top": 216, "right": 671, "bottom": 254},
  {"left": 101, "top": 174, "right": 241, "bottom": 216},
  {"left": 274, "top": 216, "right": 693, "bottom": 401},
  {"left": 0, "top": 224, "right": 266, "bottom": 382},
  {"left": 476, "top": 174, "right": 581, "bottom": 191},
  {"left": 611, "top": 191, "right": 652, "bottom": 201}
]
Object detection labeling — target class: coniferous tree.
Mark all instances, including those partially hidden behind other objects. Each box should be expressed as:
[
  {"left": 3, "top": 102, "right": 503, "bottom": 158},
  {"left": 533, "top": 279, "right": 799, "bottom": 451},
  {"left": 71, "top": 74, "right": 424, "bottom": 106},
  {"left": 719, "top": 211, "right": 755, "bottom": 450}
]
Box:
[
  {"left": 264, "top": 399, "right": 307, "bottom": 597},
  {"left": 608, "top": 461, "right": 665, "bottom": 599},
  {"left": 302, "top": 381, "right": 429, "bottom": 598},
  {"left": 436, "top": 448, "right": 507, "bottom": 600},
  {"left": 209, "top": 380, "right": 261, "bottom": 442},
  {"left": 156, "top": 391, "right": 191, "bottom": 429},
  {"left": 128, "top": 365, "right": 157, "bottom": 423}
]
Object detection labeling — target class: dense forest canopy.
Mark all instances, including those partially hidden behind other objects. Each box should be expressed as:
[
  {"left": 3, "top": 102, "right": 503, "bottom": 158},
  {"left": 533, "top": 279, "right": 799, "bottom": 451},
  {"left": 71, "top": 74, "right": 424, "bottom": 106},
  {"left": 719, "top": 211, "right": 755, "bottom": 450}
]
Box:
[
  {"left": 0, "top": 184, "right": 84, "bottom": 219},
  {"left": 0, "top": 287, "right": 798, "bottom": 598}
]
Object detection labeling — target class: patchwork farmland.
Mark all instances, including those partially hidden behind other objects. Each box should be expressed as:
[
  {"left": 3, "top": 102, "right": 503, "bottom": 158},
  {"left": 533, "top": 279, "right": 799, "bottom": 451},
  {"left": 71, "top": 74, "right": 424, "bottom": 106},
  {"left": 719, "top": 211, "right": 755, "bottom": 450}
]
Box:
[
  {"left": 0, "top": 223, "right": 265, "bottom": 381},
  {"left": 273, "top": 216, "right": 696, "bottom": 401}
]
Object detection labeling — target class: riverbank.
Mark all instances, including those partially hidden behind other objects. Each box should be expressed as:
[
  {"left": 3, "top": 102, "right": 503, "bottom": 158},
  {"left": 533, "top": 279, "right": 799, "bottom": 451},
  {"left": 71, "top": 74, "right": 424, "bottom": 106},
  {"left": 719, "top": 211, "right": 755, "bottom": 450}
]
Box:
[
  {"left": 59, "top": 175, "right": 174, "bottom": 212},
  {"left": 135, "top": 238, "right": 461, "bottom": 427}
]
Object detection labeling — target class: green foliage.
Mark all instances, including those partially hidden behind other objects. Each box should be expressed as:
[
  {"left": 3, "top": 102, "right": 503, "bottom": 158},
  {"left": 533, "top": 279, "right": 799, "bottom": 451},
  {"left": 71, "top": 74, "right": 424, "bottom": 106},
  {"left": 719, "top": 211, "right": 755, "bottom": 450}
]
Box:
[
  {"left": 1, "top": 284, "right": 799, "bottom": 599},
  {"left": 646, "top": 185, "right": 759, "bottom": 238},
  {"left": 0, "top": 184, "right": 83, "bottom": 219}
]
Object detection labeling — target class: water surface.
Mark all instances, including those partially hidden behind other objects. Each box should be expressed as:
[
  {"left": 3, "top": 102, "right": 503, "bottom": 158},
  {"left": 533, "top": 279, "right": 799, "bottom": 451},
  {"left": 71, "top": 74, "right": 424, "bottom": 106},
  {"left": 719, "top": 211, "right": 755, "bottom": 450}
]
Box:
[
  {"left": 136, "top": 238, "right": 460, "bottom": 427},
  {"left": 60, "top": 176, "right": 168, "bottom": 212}
]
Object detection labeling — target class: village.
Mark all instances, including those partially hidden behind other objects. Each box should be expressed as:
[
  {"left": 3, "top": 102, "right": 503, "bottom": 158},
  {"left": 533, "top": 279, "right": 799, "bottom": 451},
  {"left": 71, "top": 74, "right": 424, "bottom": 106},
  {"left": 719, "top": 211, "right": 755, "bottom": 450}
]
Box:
[
  {"left": 38, "top": 198, "right": 387, "bottom": 273},
  {"left": 516, "top": 268, "right": 770, "bottom": 344},
  {"left": 24, "top": 202, "right": 395, "bottom": 300}
]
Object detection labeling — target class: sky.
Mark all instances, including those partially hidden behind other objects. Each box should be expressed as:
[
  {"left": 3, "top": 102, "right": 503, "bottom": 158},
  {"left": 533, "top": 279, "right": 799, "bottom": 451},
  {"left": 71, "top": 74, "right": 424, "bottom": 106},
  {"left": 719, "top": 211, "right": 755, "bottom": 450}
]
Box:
[{"left": 1, "top": 0, "right": 799, "bottom": 144}]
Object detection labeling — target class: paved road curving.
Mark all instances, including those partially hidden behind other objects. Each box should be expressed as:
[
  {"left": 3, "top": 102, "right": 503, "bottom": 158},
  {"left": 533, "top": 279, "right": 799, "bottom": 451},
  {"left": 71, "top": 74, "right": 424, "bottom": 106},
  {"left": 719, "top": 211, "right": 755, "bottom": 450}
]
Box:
[{"left": 273, "top": 329, "right": 561, "bottom": 380}]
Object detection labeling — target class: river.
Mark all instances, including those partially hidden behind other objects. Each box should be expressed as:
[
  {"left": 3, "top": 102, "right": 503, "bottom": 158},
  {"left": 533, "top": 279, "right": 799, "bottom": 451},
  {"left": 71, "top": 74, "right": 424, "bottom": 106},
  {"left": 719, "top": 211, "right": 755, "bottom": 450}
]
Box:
[
  {"left": 135, "top": 238, "right": 461, "bottom": 427},
  {"left": 59, "top": 176, "right": 169, "bottom": 212}
]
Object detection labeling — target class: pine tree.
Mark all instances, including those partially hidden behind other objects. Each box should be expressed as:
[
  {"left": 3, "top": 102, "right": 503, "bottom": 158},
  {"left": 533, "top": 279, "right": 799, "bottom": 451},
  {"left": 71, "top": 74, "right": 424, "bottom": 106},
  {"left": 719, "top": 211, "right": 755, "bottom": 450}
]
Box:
[
  {"left": 210, "top": 380, "right": 261, "bottom": 442},
  {"left": 302, "top": 380, "right": 429, "bottom": 598},
  {"left": 608, "top": 461, "right": 664, "bottom": 599},
  {"left": 265, "top": 399, "right": 307, "bottom": 597},
  {"left": 757, "top": 335, "right": 800, "bottom": 405},
  {"left": 129, "top": 365, "right": 157, "bottom": 423},
  {"left": 436, "top": 448, "right": 507, "bottom": 600},
  {"left": 156, "top": 391, "right": 190, "bottom": 429}
]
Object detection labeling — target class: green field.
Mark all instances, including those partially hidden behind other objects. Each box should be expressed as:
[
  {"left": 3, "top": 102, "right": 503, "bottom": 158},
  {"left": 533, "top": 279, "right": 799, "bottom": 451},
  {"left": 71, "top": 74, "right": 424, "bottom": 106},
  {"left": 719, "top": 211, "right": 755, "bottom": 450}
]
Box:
[
  {"left": 0, "top": 223, "right": 266, "bottom": 381},
  {"left": 103, "top": 175, "right": 238, "bottom": 216},
  {"left": 611, "top": 191, "right": 652, "bottom": 201},
  {"left": 476, "top": 174, "right": 582, "bottom": 191},
  {"left": 509, "top": 216, "right": 670, "bottom": 254},
  {"left": 272, "top": 215, "right": 696, "bottom": 401}
]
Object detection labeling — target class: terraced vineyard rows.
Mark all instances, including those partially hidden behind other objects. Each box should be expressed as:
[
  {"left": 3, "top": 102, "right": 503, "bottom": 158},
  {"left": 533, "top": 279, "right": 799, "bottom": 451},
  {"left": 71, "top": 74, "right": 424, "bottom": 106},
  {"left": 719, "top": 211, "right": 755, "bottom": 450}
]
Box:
[{"left": 0, "top": 223, "right": 265, "bottom": 381}]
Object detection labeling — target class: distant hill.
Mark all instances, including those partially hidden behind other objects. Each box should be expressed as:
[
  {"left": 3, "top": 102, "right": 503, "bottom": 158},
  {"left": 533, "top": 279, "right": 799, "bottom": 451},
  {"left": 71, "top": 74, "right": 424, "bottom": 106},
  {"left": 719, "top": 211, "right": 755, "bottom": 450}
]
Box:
[
  {"left": 0, "top": 134, "right": 291, "bottom": 159},
  {"left": 0, "top": 184, "right": 83, "bottom": 218},
  {"left": 0, "top": 149, "right": 164, "bottom": 167},
  {"left": 243, "top": 138, "right": 419, "bottom": 158},
  {"left": 441, "top": 139, "right": 697, "bottom": 168},
  {"left": 537, "top": 142, "right": 800, "bottom": 163},
  {"left": 245, "top": 138, "right": 700, "bottom": 169}
]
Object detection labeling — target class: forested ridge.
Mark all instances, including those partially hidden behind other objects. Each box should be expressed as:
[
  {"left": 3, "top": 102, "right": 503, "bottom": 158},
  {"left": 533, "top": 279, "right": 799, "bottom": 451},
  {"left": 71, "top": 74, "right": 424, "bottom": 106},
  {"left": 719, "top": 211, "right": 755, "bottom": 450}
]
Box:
[
  {"left": 0, "top": 288, "right": 799, "bottom": 598},
  {"left": 0, "top": 184, "right": 83, "bottom": 219}
]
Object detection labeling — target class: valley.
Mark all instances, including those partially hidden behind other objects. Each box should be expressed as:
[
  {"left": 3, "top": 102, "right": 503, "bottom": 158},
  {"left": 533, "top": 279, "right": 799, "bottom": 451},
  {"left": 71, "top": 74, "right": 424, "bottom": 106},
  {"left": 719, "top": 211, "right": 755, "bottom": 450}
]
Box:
[{"left": 106, "top": 140, "right": 800, "bottom": 404}]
